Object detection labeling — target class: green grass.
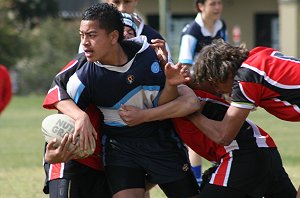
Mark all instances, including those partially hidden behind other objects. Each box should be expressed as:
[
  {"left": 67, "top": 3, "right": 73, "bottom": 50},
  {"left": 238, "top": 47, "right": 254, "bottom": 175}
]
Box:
[{"left": 0, "top": 96, "right": 299, "bottom": 197}]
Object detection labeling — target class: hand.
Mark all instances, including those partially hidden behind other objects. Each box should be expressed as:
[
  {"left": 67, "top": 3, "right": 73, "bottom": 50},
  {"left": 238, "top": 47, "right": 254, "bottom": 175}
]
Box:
[
  {"left": 44, "top": 133, "right": 79, "bottom": 164},
  {"left": 73, "top": 112, "right": 96, "bottom": 155},
  {"left": 150, "top": 39, "right": 168, "bottom": 66},
  {"left": 186, "top": 100, "right": 206, "bottom": 121},
  {"left": 119, "top": 105, "right": 145, "bottom": 126},
  {"left": 165, "top": 62, "right": 191, "bottom": 86}
]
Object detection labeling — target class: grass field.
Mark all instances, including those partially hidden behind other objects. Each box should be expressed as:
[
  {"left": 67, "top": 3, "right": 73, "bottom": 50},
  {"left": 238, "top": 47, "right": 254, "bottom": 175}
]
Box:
[{"left": 0, "top": 95, "right": 299, "bottom": 198}]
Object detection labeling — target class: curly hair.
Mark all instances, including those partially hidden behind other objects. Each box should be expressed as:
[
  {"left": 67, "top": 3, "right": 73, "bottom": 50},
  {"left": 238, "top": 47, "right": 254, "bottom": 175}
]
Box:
[
  {"left": 193, "top": 39, "right": 249, "bottom": 85},
  {"left": 82, "top": 3, "right": 124, "bottom": 42}
]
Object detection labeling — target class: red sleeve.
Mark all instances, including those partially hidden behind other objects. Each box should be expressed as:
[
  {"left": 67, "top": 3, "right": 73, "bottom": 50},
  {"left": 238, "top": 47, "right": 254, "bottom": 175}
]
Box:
[
  {"left": 172, "top": 117, "right": 221, "bottom": 163},
  {"left": 0, "top": 65, "right": 12, "bottom": 113}
]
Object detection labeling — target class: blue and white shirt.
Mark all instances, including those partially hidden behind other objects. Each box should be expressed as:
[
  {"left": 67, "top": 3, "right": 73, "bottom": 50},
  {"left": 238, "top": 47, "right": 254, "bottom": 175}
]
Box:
[
  {"left": 178, "top": 13, "right": 227, "bottom": 65},
  {"left": 67, "top": 36, "right": 165, "bottom": 130}
]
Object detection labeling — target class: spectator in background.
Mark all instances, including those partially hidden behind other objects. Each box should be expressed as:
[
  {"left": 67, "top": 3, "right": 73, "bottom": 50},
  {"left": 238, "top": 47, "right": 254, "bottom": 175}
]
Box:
[
  {"left": 178, "top": 0, "right": 227, "bottom": 186},
  {"left": 0, "top": 64, "right": 12, "bottom": 114}
]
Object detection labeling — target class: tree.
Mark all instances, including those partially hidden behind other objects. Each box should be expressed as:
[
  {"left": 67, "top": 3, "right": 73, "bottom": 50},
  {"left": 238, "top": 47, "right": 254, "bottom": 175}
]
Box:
[{"left": 10, "top": 0, "right": 59, "bottom": 28}]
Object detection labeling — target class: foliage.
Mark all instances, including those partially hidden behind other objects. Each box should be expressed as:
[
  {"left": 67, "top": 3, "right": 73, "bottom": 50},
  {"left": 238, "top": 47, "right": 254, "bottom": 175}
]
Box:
[
  {"left": 0, "top": 22, "right": 26, "bottom": 68},
  {"left": 10, "top": 0, "right": 59, "bottom": 28},
  {"left": 15, "top": 18, "right": 80, "bottom": 95}
]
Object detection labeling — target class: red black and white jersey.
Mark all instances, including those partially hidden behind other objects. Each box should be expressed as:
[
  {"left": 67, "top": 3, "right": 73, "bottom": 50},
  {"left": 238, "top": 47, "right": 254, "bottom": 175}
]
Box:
[
  {"left": 42, "top": 50, "right": 103, "bottom": 172},
  {"left": 231, "top": 47, "right": 300, "bottom": 121},
  {"left": 172, "top": 90, "right": 277, "bottom": 163}
]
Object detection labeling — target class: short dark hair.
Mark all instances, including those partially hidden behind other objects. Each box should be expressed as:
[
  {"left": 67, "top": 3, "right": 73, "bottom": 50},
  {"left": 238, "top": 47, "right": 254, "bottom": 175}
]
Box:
[
  {"left": 82, "top": 3, "right": 124, "bottom": 42},
  {"left": 195, "top": 0, "right": 205, "bottom": 12}
]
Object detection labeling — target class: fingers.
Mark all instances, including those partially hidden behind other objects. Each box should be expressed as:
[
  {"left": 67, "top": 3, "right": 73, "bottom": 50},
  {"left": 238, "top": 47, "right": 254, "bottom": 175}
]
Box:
[
  {"left": 46, "top": 138, "right": 57, "bottom": 150},
  {"left": 60, "top": 133, "right": 73, "bottom": 153},
  {"left": 150, "top": 39, "right": 165, "bottom": 47}
]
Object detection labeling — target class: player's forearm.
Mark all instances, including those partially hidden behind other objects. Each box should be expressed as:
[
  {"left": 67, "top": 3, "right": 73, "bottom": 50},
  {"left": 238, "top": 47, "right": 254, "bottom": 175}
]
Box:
[
  {"left": 54, "top": 99, "right": 87, "bottom": 121},
  {"left": 157, "top": 83, "right": 178, "bottom": 106},
  {"left": 188, "top": 112, "right": 233, "bottom": 145},
  {"left": 145, "top": 86, "right": 200, "bottom": 121}
]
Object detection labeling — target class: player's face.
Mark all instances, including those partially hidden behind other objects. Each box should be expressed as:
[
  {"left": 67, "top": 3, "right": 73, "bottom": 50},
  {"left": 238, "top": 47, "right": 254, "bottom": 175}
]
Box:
[
  {"left": 124, "top": 26, "right": 136, "bottom": 39},
  {"left": 79, "top": 20, "right": 118, "bottom": 63},
  {"left": 106, "top": 0, "right": 138, "bottom": 14},
  {"left": 199, "top": 0, "right": 223, "bottom": 21},
  {"left": 213, "top": 76, "right": 234, "bottom": 94}
]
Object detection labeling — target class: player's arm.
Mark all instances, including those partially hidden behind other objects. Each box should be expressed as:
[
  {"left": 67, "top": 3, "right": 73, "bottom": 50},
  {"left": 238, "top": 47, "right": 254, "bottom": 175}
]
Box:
[
  {"left": 43, "top": 58, "right": 96, "bottom": 154},
  {"left": 119, "top": 85, "right": 201, "bottom": 126},
  {"left": 150, "top": 38, "right": 191, "bottom": 105},
  {"left": 187, "top": 105, "right": 251, "bottom": 146},
  {"left": 158, "top": 62, "right": 191, "bottom": 105},
  {"left": 54, "top": 98, "right": 96, "bottom": 155},
  {"left": 44, "top": 133, "right": 79, "bottom": 163}
]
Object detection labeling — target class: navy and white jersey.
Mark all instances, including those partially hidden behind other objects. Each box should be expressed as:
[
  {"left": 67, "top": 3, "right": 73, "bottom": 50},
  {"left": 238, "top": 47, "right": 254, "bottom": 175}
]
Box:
[
  {"left": 178, "top": 13, "right": 227, "bottom": 65},
  {"left": 67, "top": 36, "right": 168, "bottom": 137}
]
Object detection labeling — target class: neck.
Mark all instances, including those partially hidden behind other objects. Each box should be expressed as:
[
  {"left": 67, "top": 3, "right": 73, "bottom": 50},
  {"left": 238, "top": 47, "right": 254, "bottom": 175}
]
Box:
[
  {"left": 98, "top": 43, "right": 128, "bottom": 66},
  {"left": 202, "top": 14, "right": 215, "bottom": 34}
]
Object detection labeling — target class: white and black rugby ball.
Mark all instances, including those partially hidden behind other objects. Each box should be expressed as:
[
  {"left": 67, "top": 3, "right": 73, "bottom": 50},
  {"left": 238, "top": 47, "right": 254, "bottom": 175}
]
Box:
[{"left": 41, "top": 114, "right": 94, "bottom": 157}]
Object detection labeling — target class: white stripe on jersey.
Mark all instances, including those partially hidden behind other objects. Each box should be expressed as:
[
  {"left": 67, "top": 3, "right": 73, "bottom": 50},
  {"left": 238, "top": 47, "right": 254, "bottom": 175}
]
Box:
[
  {"left": 241, "top": 63, "right": 300, "bottom": 89},
  {"left": 67, "top": 73, "right": 85, "bottom": 104},
  {"left": 56, "top": 60, "right": 78, "bottom": 77},
  {"left": 100, "top": 85, "right": 160, "bottom": 127},
  {"left": 223, "top": 152, "right": 233, "bottom": 186},
  {"left": 47, "top": 85, "right": 61, "bottom": 102},
  {"left": 246, "top": 119, "right": 268, "bottom": 147}
]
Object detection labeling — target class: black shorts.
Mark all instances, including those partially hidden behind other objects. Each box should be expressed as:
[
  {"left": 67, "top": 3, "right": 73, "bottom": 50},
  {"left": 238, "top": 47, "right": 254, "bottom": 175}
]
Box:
[
  {"left": 44, "top": 161, "right": 112, "bottom": 198},
  {"left": 201, "top": 148, "right": 296, "bottom": 198},
  {"left": 102, "top": 129, "right": 200, "bottom": 196}
]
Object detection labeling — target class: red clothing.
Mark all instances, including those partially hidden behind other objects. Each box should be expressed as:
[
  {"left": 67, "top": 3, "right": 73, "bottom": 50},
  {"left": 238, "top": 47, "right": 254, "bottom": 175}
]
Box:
[
  {"left": 172, "top": 90, "right": 276, "bottom": 163},
  {"left": 231, "top": 47, "right": 300, "bottom": 121},
  {"left": 43, "top": 58, "right": 104, "bottom": 171},
  {"left": 0, "top": 65, "right": 12, "bottom": 113}
]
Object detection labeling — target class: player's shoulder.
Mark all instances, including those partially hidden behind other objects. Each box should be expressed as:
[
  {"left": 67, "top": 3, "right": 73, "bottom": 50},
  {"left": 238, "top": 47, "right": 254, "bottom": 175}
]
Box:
[
  {"left": 220, "top": 19, "right": 227, "bottom": 28},
  {"left": 182, "top": 20, "right": 201, "bottom": 36},
  {"left": 141, "top": 24, "right": 164, "bottom": 41}
]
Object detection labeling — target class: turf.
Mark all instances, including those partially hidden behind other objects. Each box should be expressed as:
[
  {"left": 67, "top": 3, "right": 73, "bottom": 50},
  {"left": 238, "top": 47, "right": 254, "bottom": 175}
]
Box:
[{"left": 0, "top": 95, "right": 299, "bottom": 198}]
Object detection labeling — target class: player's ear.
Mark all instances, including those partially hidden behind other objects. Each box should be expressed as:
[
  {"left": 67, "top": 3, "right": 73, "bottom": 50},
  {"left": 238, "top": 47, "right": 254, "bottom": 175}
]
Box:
[{"left": 109, "top": 30, "right": 119, "bottom": 45}]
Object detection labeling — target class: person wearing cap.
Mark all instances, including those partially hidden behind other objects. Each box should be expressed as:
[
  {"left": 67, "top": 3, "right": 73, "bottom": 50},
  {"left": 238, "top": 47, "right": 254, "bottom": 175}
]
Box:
[{"left": 121, "top": 12, "right": 138, "bottom": 39}]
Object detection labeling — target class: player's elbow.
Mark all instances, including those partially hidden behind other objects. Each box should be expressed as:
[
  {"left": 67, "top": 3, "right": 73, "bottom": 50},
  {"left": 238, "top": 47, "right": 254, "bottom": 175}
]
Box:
[
  {"left": 215, "top": 129, "right": 234, "bottom": 146},
  {"left": 185, "top": 95, "right": 201, "bottom": 113},
  {"left": 215, "top": 131, "right": 235, "bottom": 146},
  {"left": 217, "top": 137, "right": 233, "bottom": 146}
]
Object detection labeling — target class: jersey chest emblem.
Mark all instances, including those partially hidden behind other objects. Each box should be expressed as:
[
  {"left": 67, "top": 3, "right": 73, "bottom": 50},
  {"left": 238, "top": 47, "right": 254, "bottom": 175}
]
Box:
[
  {"left": 151, "top": 62, "right": 160, "bottom": 73},
  {"left": 126, "top": 75, "right": 135, "bottom": 84}
]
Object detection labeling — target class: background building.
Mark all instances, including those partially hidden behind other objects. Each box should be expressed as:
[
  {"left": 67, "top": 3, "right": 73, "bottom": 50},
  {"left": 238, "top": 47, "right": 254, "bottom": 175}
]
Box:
[
  {"left": 135, "top": 0, "right": 300, "bottom": 60},
  {"left": 57, "top": 0, "right": 300, "bottom": 59}
]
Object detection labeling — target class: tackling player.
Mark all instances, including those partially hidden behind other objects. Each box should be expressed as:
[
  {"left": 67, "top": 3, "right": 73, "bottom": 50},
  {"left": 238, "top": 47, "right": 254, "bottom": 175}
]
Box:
[
  {"left": 191, "top": 38, "right": 300, "bottom": 146},
  {"left": 119, "top": 89, "right": 297, "bottom": 198}
]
